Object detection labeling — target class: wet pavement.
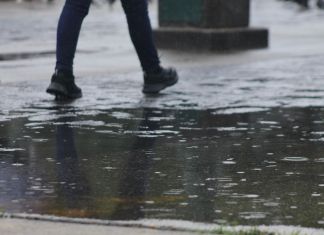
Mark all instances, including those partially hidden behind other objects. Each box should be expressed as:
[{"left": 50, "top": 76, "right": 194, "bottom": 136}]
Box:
[
  {"left": 2, "top": 29, "right": 324, "bottom": 229},
  {"left": 1, "top": 28, "right": 324, "bottom": 233},
  {"left": 1, "top": 0, "right": 324, "bottom": 232}
]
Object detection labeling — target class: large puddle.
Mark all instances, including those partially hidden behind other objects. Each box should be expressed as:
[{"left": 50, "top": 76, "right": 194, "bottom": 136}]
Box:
[{"left": 0, "top": 106, "right": 324, "bottom": 228}]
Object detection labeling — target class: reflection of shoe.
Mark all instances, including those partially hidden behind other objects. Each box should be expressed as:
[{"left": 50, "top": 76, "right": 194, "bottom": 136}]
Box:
[
  {"left": 142, "top": 67, "right": 178, "bottom": 94},
  {"left": 46, "top": 70, "right": 82, "bottom": 100}
]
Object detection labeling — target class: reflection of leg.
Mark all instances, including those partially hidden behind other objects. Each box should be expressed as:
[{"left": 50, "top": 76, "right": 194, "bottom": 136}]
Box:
[
  {"left": 56, "top": 124, "right": 80, "bottom": 199},
  {"left": 56, "top": 124, "right": 78, "bottom": 161},
  {"left": 56, "top": 0, "right": 91, "bottom": 72},
  {"left": 55, "top": 123, "right": 90, "bottom": 207},
  {"left": 118, "top": 109, "right": 158, "bottom": 197},
  {"left": 111, "top": 152, "right": 151, "bottom": 220},
  {"left": 111, "top": 109, "right": 158, "bottom": 220},
  {"left": 121, "top": 0, "right": 160, "bottom": 73}
]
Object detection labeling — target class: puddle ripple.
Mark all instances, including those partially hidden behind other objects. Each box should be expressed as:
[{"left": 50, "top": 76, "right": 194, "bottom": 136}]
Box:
[
  {"left": 281, "top": 157, "right": 309, "bottom": 162},
  {"left": 0, "top": 107, "right": 324, "bottom": 228}
]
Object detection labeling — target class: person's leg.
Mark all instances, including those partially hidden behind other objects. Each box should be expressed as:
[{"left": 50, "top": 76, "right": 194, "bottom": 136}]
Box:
[
  {"left": 121, "top": 0, "right": 178, "bottom": 94},
  {"left": 121, "top": 0, "right": 160, "bottom": 73},
  {"left": 56, "top": 0, "right": 92, "bottom": 73},
  {"left": 47, "top": 0, "right": 91, "bottom": 99}
]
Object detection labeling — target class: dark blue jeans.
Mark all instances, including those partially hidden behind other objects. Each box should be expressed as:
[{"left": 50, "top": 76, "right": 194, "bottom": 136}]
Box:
[{"left": 56, "top": 0, "right": 160, "bottom": 73}]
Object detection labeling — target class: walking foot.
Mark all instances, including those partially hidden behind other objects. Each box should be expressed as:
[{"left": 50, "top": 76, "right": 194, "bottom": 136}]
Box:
[
  {"left": 142, "top": 67, "right": 178, "bottom": 94},
  {"left": 46, "top": 70, "right": 82, "bottom": 100}
]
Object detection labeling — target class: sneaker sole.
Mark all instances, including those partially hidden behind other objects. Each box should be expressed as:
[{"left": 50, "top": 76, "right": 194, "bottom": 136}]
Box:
[
  {"left": 142, "top": 76, "right": 178, "bottom": 94},
  {"left": 46, "top": 82, "right": 82, "bottom": 100}
]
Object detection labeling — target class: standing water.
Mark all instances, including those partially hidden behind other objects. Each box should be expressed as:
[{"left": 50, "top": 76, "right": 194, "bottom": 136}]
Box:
[{"left": 0, "top": 106, "right": 324, "bottom": 228}]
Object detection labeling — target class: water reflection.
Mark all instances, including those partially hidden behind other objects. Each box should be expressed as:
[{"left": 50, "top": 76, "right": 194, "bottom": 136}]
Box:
[
  {"left": 0, "top": 107, "right": 324, "bottom": 228},
  {"left": 111, "top": 109, "right": 158, "bottom": 220},
  {"left": 53, "top": 116, "right": 91, "bottom": 217}
]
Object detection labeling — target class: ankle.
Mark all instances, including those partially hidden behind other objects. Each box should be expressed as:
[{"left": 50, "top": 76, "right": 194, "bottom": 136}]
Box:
[
  {"left": 145, "top": 66, "right": 163, "bottom": 75},
  {"left": 55, "top": 68, "right": 74, "bottom": 77}
]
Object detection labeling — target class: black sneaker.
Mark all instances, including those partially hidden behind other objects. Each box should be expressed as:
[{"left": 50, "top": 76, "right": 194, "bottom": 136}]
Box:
[
  {"left": 46, "top": 70, "right": 82, "bottom": 100},
  {"left": 143, "top": 67, "right": 178, "bottom": 94}
]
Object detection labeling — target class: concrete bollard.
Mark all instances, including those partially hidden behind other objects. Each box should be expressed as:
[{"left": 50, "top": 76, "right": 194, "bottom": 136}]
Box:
[{"left": 153, "top": 0, "right": 269, "bottom": 51}]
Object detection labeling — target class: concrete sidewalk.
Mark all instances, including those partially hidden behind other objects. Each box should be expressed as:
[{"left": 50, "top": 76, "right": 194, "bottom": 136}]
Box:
[
  {"left": 0, "top": 218, "right": 192, "bottom": 235},
  {"left": 2, "top": 215, "right": 324, "bottom": 235}
]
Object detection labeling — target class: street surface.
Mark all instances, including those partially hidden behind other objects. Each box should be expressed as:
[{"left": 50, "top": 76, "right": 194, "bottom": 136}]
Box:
[{"left": 1, "top": 0, "right": 324, "bottom": 234}]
